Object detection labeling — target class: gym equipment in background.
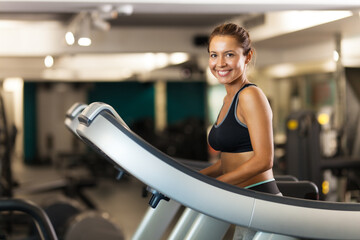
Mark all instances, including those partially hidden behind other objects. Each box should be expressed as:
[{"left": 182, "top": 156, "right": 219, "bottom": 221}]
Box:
[
  {"left": 285, "top": 110, "right": 360, "bottom": 200},
  {"left": 63, "top": 102, "right": 125, "bottom": 240},
  {"left": 0, "top": 198, "right": 58, "bottom": 240}
]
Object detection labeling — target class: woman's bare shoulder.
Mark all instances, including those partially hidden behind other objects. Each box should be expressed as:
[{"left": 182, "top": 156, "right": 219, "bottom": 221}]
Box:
[{"left": 239, "top": 85, "right": 268, "bottom": 105}]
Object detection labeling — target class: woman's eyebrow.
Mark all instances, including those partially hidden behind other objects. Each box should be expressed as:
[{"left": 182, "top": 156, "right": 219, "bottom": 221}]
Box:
[{"left": 209, "top": 50, "right": 235, "bottom": 53}]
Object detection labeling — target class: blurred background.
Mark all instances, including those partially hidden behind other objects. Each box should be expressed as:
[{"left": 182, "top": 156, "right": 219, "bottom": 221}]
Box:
[{"left": 1, "top": 1, "right": 360, "bottom": 239}]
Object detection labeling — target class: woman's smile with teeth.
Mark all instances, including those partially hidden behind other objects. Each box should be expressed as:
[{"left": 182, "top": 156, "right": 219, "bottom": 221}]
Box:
[{"left": 218, "top": 70, "right": 230, "bottom": 77}]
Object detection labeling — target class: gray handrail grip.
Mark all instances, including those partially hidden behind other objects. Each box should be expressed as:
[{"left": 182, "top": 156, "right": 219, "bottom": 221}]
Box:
[
  {"left": 79, "top": 102, "right": 129, "bottom": 129},
  {"left": 65, "top": 102, "right": 88, "bottom": 119}
]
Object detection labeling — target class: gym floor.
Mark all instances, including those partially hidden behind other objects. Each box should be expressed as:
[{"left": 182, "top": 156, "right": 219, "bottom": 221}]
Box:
[{"left": 12, "top": 158, "right": 152, "bottom": 240}]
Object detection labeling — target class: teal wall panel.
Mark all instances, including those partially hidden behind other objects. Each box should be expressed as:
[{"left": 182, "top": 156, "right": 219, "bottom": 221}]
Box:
[
  {"left": 88, "top": 82, "right": 155, "bottom": 126},
  {"left": 23, "top": 82, "right": 37, "bottom": 164},
  {"left": 167, "top": 82, "right": 206, "bottom": 124}
]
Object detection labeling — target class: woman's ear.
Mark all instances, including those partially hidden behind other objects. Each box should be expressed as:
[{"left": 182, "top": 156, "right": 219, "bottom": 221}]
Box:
[{"left": 245, "top": 49, "right": 253, "bottom": 64}]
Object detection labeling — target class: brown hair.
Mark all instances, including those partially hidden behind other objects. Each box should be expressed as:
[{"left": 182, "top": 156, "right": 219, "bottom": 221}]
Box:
[{"left": 208, "top": 23, "right": 252, "bottom": 56}]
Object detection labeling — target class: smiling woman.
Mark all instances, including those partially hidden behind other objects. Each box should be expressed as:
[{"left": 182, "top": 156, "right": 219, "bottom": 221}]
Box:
[{"left": 200, "top": 23, "right": 280, "bottom": 239}]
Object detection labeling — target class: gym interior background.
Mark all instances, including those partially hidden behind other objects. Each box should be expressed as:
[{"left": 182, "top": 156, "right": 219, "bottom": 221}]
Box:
[{"left": 1, "top": 1, "right": 360, "bottom": 239}]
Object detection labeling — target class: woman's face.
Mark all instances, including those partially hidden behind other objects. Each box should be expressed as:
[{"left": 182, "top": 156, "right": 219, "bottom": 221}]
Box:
[{"left": 208, "top": 35, "right": 248, "bottom": 85}]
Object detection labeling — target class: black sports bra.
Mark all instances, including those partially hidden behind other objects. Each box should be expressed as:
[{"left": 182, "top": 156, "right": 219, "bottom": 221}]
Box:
[{"left": 208, "top": 84, "right": 255, "bottom": 153}]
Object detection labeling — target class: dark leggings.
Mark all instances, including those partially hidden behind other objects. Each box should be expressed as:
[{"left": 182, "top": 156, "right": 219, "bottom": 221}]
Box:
[{"left": 247, "top": 180, "right": 281, "bottom": 195}]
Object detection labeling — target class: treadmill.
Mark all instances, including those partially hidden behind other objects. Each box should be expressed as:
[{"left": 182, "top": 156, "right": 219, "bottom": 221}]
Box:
[{"left": 69, "top": 102, "right": 360, "bottom": 240}]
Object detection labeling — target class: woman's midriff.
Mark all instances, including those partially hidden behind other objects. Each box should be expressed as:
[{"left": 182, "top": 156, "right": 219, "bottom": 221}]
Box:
[{"left": 220, "top": 151, "right": 274, "bottom": 188}]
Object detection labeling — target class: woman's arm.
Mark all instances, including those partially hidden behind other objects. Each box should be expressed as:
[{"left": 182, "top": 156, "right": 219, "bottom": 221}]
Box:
[
  {"left": 199, "top": 159, "right": 223, "bottom": 177},
  {"left": 216, "top": 87, "right": 274, "bottom": 185}
]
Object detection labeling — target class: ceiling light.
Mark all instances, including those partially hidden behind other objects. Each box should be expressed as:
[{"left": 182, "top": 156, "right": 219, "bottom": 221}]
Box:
[
  {"left": 265, "top": 63, "right": 296, "bottom": 78},
  {"left": 44, "top": 55, "right": 54, "bottom": 68},
  {"left": 333, "top": 50, "right": 339, "bottom": 62},
  {"left": 144, "top": 53, "right": 156, "bottom": 71},
  {"left": 65, "top": 12, "right": 85, "bottom": 46},
  {"left": 281, "top": 11, "right": 353, "bottom": 30},
  {"left": 65, "top": 8, "right": 115, "bottom": 47},
  {"left": 250, "top": 10, "right": 353, "bottom": 42},
  {"left": 65, "top": 31, "right": 75, "bottom": 45},
  {"left": 118, "top": 4, "right": 134, "bottom": 16},
  {"left": 3, "top": 77, "right": 23, "bottom": 92},
  {"left": 0, "top": 20, "right": 30, "bottom": 29},
  {"left": 78, "top": 37, "right": 91, "bottom": 47},
  {"left": 155, "top": 53, "right": 169, "bottom": 68},
  {"left": 170, "top": 52, "right": 189, "bottom": 65},
  {"left": 77, "top": 13, "right": 92, "bottom": 47}
]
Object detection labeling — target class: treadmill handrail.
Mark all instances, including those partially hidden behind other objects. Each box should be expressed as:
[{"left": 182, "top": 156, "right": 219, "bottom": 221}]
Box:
[
  {"left": 78, "top": 102, "right": 128, "bottom": 129},
  {"left": 83, "top": 109, "right": 360, "bottom": 211},
  {"left": 65, "top": 102, "right": 88, "bottom": 119},
  {"left": 76, "top": 102, "right": 360, "bottom": 239}
]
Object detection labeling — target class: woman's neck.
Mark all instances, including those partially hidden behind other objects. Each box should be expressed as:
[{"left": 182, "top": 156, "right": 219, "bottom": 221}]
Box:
[{"left": 224, "top": 79, "right": 250, "bottom": 96}]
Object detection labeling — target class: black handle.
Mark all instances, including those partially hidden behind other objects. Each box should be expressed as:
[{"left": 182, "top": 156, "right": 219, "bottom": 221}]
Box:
[
  {"left": 0, "top": 198, "right": 58, "bottom": 240},
  {"left": 146, "top": 187, "right": 170, "bottom": 208}
]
